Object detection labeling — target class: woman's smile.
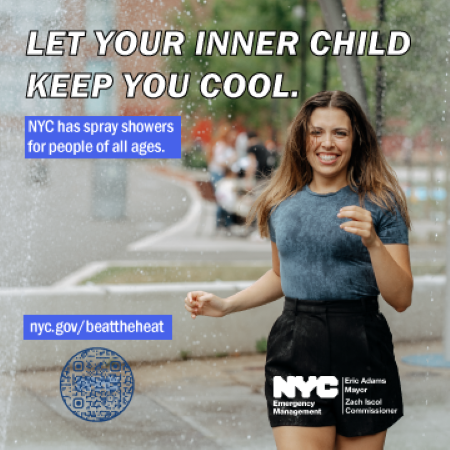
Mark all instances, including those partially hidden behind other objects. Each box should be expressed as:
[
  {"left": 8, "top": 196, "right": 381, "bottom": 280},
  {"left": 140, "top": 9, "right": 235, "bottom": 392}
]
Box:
[{"left": 316, "top": 152, "right": 341, "bottom": 164}]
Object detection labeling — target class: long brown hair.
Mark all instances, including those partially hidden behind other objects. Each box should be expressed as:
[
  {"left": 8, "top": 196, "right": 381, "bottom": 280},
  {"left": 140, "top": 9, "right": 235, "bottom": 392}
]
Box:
[{"left": 247, "top": 90, "right": 411, "bottom": 237}]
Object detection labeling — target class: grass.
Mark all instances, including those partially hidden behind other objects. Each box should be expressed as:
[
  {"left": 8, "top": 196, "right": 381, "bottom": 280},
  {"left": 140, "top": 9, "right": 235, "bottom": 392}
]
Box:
[
  {"left": 411, "top": 263, "right": 445, "bottom": 276},
  {"left": 80, "top": 264, "right": 272, "bottom": 285},
  {"left": 79, "top": 262, "right": 444, "bottom": 285}
]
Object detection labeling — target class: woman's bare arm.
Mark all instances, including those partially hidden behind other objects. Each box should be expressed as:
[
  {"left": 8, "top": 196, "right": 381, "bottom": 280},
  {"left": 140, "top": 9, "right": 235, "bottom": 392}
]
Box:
[
  {"left": 185, "top": 242, "right": 284, "bottom": 318},
  {"left": 367, "top": 243, "right": 413, "bottom": 312},
  {"left": 338, "top": 205, "right": 413, "bottom": 312}
]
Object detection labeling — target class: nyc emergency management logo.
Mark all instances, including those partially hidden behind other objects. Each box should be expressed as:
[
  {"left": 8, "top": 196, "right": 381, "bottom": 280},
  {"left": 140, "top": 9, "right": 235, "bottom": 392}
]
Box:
[
  {"left": 272, "top": 376, "right": 338, "bottom": 417},
  {"left": 274, "top": 376, "right": 339, "bottom": 398},
  {"left": 60, "top": 347, "right": 134, "bottom": 422}
]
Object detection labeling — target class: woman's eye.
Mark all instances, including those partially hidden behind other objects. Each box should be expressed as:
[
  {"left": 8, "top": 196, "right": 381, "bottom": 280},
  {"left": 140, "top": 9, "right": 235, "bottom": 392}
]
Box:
[{"left": 336, "top": 131, "right": 347, "bottom": 137}]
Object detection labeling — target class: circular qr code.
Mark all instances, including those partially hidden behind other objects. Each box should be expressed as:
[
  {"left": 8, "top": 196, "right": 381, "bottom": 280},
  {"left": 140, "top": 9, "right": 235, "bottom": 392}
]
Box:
[{"left": 60, "top": 347, "right": 134, "bottom": 422}]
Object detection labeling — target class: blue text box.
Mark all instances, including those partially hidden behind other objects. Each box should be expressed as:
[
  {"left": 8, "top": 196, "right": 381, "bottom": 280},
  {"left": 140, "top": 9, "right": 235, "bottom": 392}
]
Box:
[
  {"left": 25, "top": 116, "right": 181, "bottom": 159},
  {"left": 23, "top": 315, "right": 172, "bottom": 340}
]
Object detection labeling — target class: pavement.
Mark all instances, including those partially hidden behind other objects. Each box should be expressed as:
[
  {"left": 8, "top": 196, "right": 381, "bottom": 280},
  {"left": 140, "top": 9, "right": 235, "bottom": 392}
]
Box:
[
  {"left": 0, "top": 160, "right": 191, "bottom": 287},
  {"left": 52, "top": 162, "right": 273, "bottom": 287},
  {"left": 117, "top": 163, "right": 275, "bottom": 266},
  {"left": 1, "top": 339, "right": 449, "bottom": 450}
]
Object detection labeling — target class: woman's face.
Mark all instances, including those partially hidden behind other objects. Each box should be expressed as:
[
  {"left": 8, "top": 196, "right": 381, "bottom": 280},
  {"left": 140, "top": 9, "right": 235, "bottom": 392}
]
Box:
[{"left": 306, "top": 107, "right": 353, "bottom": 183}]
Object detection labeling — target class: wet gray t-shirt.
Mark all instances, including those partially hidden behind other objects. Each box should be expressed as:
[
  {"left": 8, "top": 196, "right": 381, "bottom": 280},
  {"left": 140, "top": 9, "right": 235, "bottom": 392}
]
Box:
[{"left": 268, "top": 184, "right": 408, "bottom": 300}]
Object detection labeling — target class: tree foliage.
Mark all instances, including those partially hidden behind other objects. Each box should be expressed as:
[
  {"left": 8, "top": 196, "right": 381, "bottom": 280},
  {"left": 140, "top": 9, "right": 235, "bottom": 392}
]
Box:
[
  {"left": 167, "top": 0, "right": 342, "bottom": 135},
  {"left": 384, "top": 0, "right": 449, "bottom": 140},
  {"left": 167, "top": 0, "right": 448, "bottom": 143}
]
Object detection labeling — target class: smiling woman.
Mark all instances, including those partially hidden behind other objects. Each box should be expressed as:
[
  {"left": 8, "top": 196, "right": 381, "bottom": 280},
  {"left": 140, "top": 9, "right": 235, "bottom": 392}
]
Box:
[{"left": 184, "top": 91, "right": 413, "bottom": 450}]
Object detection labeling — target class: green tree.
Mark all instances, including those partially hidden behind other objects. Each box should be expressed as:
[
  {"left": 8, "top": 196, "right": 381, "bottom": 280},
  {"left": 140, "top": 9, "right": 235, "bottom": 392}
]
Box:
[
  {"left": 168, "top": 0, "right": 447, "bottom": 144},
  {"left": 167, "top": 0, "right": 343, "bottom": 136},
  {"left": 384, "top": 0, "right": 449, "bottom": 141}
]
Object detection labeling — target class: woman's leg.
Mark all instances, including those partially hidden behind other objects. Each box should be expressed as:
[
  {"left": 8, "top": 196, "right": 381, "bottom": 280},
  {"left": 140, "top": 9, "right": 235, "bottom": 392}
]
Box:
[
  {"left": 335, "top": 430, "right": 387, "bottom": 450},
  {"left": 272, "top": 425, "right": 336, "bottom": 450}
]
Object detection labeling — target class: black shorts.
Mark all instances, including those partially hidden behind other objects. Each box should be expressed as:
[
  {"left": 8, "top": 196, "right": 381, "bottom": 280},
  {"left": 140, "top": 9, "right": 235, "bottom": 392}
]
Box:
[{"left": 265, "top": 296, "right": 403, "bottom": 438}]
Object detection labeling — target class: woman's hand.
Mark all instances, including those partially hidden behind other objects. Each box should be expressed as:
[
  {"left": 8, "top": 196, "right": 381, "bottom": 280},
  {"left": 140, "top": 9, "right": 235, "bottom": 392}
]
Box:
[
  {"left": 184, "top": 291, "right": 228, "bottom": 319},
  {"left": 337, "top": 205, "right": 381, "bottom": 249}
]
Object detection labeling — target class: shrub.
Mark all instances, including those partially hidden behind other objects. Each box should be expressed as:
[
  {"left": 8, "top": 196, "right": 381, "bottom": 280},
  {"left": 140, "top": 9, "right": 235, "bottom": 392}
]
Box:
[
  {"left": 179, "top": 350, "right": 192, "bottom": 360},
  {"left": 256, "top": 337, "right": 267, "bottom": 353}
]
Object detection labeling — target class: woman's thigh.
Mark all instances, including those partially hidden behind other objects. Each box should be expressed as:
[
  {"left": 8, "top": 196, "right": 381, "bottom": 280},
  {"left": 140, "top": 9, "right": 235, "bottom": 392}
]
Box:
[
  {"left": 272, "top": 425, "right": 336, "bottom": 450},
  {"left": 272, "top": 426, "right": 387, "bottom": 450},
  {"left": 335, "top": 430, "right": 387, "bottom": 450}
]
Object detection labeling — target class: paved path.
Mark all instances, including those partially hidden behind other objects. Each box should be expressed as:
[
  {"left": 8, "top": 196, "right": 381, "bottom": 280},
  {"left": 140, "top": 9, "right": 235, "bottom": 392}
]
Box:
[
  {"left": 1, "top": 161, "right": 190, "bottom": 287},
  {"left": 1, "top": 340, "right": 449, "bottom": 449},
  {"left": 53, "top": 165, "right": 272, "bottom": 286}
]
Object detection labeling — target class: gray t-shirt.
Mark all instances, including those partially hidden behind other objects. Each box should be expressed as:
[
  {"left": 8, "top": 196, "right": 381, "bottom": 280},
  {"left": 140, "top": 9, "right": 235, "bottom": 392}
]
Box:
[{"left": 268, "top": 184, "right": 409, "bottom": 300}]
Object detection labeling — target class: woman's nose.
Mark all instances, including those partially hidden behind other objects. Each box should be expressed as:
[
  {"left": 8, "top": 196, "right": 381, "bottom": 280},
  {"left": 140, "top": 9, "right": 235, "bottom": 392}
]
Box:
[{"left": 321, "top": 134, "right": 335, "bottom": 147}]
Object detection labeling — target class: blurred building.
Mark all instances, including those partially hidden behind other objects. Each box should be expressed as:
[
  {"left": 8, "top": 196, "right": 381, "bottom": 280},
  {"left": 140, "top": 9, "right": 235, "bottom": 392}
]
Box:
[
  {"left": 0, "top": 0, "right": 190, "bottom": 286},
  {"left": 0, "top": 0, "right": 190, "bottom": 127}
]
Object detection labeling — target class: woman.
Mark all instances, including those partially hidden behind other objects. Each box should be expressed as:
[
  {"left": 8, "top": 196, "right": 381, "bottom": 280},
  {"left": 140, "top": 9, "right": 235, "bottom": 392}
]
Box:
[{"left": 185, "top": 91, "right": 413, "bottom": 450}]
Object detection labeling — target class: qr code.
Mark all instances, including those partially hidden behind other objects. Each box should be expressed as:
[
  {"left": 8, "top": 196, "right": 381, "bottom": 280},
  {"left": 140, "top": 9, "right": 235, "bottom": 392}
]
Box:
[{"left": 60, "top": 347, "right": 134, "bottom": 422}]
